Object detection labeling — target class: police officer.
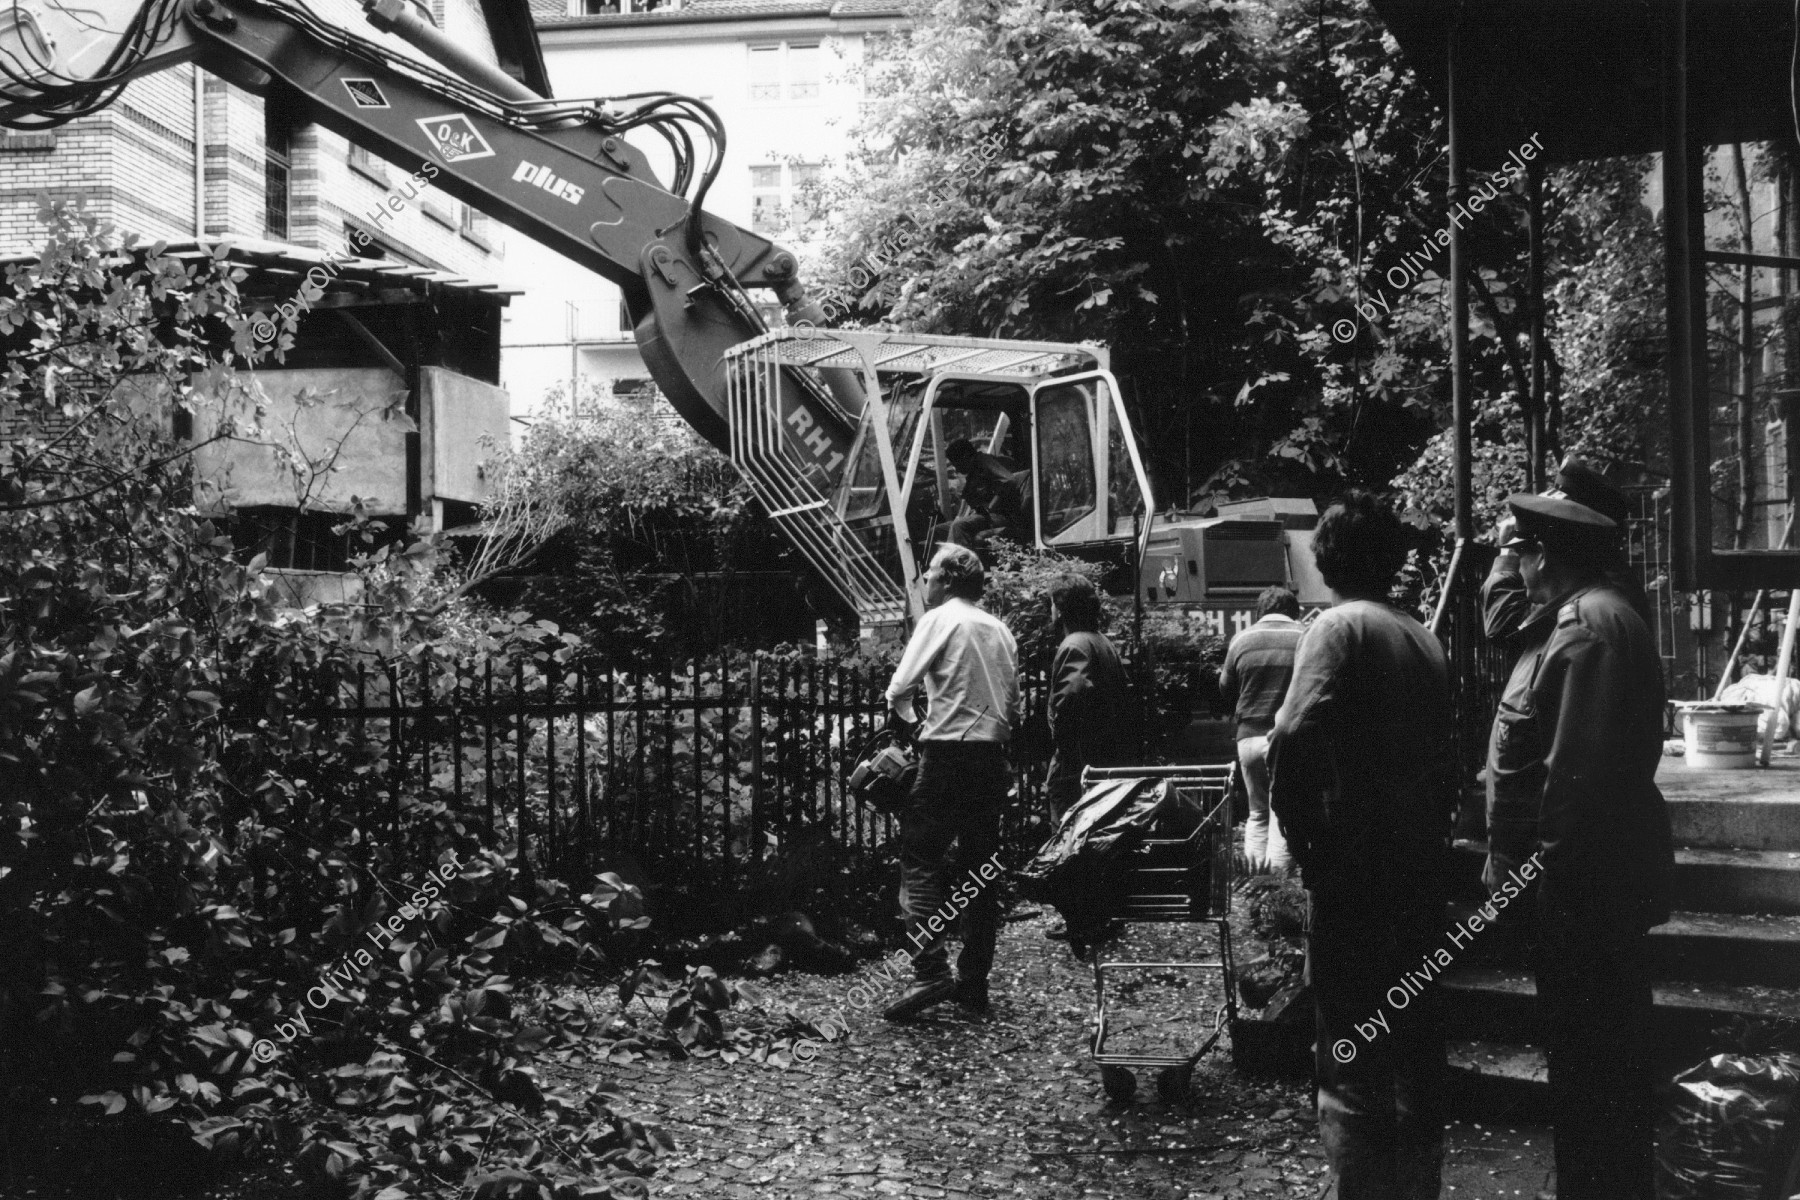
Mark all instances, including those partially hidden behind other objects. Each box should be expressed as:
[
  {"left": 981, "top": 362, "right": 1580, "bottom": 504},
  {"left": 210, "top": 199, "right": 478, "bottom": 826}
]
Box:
[
  {"left": 1483, "top": 458, "right": 1648, "bottom": 642},
  {"left": 1484, "top": 492, "right": 1674, "bottom": 1200}
]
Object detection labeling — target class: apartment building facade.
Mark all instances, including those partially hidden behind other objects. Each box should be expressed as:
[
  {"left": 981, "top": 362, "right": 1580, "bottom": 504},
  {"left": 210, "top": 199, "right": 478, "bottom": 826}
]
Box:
[{"left": 501, "top": 0, "right": 906, "bottom": 414}]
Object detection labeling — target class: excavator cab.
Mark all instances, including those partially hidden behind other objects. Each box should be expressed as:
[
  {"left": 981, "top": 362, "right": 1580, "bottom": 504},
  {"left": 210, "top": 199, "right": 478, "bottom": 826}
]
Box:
[{"left": 724, "top": 328, "right": 1154, "bottom": 630}]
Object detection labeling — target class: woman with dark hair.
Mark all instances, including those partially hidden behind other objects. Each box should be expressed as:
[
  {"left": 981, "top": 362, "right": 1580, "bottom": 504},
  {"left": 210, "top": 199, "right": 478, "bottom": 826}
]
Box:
[
  {"left": 1268, "top": 490, "right": 1456, "bottom": 1200},
  {"left": 1043, "top": 573, "right": 1128, "bottom": 822}
]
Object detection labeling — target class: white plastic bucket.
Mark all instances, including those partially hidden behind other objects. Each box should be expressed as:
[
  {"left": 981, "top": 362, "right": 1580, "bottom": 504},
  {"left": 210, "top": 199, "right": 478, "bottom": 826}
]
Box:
[{"left": 1681, "top": 707, "right": 1762, "bottom": 769}]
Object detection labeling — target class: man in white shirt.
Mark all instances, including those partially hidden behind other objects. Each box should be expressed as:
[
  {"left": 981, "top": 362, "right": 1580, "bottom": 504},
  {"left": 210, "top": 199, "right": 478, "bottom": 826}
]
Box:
[{"left": 881, "top": 542, "right": 1020, "bottom": 1021}]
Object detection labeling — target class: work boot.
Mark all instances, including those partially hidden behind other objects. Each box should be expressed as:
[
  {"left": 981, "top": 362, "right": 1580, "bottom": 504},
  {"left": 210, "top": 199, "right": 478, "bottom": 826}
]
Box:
[
  {"left": 953, "top": 976, "right": 990, "bottom": 1015},
  {"left": 882, "top": 977, "right": 956, "bottom": 1022}
]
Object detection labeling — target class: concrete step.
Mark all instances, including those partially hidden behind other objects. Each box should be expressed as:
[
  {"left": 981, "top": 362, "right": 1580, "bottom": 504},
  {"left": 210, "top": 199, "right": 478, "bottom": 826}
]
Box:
[
  {"left": 1651, "top": 911, "right": 1800, "bottom": 986},
  {"left": 1447, "top": 1039, "right": 1547, "bottom": 1114},
  {"left": 1443, "top": 901, "right": 1800, "bottom": 986},
  {"left": 1669, "top": 848, "right": 1800, "bottom": 915},
  {"left": 1439, "top": 964, "right": 1800, "bottom": 1050},
  {"left": 1450, "top": 840, "right": 1800, "bottom": 915},
  {"left": 1658, "top": 755, "right": 1800, "bottom": 851}
]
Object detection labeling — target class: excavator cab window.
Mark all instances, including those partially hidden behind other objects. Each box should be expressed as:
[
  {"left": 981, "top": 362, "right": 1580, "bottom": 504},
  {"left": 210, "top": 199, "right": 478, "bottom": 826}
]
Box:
[
  {"left": 1028, "top": 370, "right": 1151, "bottom": 551},
  {"left": 841, "top": 380, "right": 925, "bottom": 523},
  {"left": 1107, "top": 402, "right": 1148, "bottom": 538},
  {"left": 896, "top": 378, "right": 1035, "bottom": 551},
  {"left": 1033, "top": 382, "right": 1096, "bottom": 540}
]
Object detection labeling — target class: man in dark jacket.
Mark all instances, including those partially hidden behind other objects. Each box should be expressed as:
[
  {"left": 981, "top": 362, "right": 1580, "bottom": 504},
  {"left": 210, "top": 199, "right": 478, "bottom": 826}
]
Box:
[
  {"left": 1485, "top": 493, "right": 1674, "bottom": 1200},
  {"left": 1044, "top": 573, "right": 1129, "bottom": 821},
  {"left": 1269, "top": 491, "right": 1455, "bottom": 1200},
  {"left": 1219, "top": 584, "right": 1305, "bottom": 873}
]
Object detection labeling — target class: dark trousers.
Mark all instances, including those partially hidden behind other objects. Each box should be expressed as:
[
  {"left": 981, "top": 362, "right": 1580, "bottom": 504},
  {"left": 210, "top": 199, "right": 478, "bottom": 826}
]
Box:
[
  {"left": 1306, "top": 893, "right": 1447, "bottom": 1200},
  {"left": 949, "top": 512, "right": 995, "bottom": 548},
  {"left": 1047, "top": 772, "right": 1081, "bottom": 823},
  {"left": 899, "top": 742, "right": 1008, "bottom": 983},
  {"left": 1535, "top": 916, "right": 1656, "bottom": 1200}
]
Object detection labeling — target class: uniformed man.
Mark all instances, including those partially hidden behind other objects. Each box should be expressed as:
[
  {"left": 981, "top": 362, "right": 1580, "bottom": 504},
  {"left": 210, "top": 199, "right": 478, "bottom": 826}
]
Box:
[
  {"left": 1484, "top": 492, "right": 1674, "bottom": 1200},
  {"left": 1483, "top": 458, "right": 1648, "bottom": 642}
]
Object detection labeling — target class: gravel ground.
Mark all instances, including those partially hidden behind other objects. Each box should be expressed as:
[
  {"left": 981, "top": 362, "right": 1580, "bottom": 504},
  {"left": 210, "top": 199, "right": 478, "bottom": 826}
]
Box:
[{"left": 558, "top": 910, "right": 1557, "bottom": 1200}]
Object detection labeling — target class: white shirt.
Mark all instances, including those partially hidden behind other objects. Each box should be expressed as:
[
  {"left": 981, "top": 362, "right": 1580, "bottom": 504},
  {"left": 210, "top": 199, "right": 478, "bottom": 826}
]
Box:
[{"left": 884, "top": 598, "right": 1020, "bottom": 743}]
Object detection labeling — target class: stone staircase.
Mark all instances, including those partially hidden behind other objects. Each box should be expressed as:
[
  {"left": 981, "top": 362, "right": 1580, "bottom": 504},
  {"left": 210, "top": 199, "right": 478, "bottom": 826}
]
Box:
[{"left": 1443, "top": 756, "right": 1800, "bottom": 1112}]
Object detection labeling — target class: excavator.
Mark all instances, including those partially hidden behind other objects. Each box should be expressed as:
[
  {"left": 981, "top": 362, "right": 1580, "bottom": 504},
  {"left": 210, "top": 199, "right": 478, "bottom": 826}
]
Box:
[{"left": 0, "top": 0, "right": 1157, "bottom": 630}]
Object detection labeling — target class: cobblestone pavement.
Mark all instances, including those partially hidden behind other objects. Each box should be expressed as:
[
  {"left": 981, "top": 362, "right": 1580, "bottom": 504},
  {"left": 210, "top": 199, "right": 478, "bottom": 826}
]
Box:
[{"left": 566, "top": 912, "right": 1555, "bottom": 1200}]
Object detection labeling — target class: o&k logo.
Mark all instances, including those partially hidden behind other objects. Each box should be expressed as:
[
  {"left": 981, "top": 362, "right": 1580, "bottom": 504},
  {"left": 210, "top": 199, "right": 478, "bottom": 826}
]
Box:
[
  {"left": 513, "top": 160, "right": 584, "bottom": 205},
  {"left": 416, "top": 113, "right": 495, "bottom": 163}
]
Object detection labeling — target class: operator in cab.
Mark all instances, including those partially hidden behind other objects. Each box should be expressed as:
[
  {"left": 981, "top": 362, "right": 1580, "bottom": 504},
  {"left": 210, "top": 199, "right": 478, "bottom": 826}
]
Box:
[{"left": 945, "top": 439, "right": 1033, "bottom": 550}]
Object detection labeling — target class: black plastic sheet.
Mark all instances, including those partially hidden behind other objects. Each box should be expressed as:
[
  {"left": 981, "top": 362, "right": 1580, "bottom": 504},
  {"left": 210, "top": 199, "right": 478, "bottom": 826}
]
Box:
[
  {"left": 1656, "top": 1052, "right": 1800, "bottom": 1199},
  {"left": 1015, "top": 777, "right": 1200, "bottom": 950}
]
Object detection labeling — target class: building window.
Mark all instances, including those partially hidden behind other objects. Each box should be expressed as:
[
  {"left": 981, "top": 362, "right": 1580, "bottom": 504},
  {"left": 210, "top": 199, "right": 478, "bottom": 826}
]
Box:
[
  {"left": 347, "top": 141, "right": 387, "bottom": 185},
  {"left": 578, "top": 0, "right": 672, "bottom": 12},
  {"left": 264, "top": 98, "right": 295, "bottom": 240},
  {"left": 750, "top": 163, "right": 824, "bottom": 234},
  {"left": 791, "top": 162, "right": 822, "bottom": 224},
  {"left": 788, "top": 43, "right": 820, "bottom": 100},
  {"left": 750, "top": 165, "right": 783, "bottom": 232},
  {"left": 230, "top": 507, "right": 402, "bottom": 572},
  {"left": 459, "top": 202, "right": 493, "bottom": 251},
  {"left": 748, "top": 42, "right": 821, "bottom": 103},
  {"left": 748, "top": 45, "right": 781, "bottom": 101}
]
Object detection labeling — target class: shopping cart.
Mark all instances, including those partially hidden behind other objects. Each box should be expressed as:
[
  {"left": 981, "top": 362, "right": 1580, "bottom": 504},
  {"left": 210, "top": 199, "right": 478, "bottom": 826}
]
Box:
[{"left": 1081, "top": 763, "right": 1237, "bottom": 1104}]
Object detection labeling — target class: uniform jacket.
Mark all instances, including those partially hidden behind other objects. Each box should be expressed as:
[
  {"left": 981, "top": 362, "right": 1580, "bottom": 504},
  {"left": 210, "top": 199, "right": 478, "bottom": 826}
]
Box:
[
  {"left": 1485, "top": 583, "right": 1674, "bottom": 930},
  {"left": 1482, "top": 556, "right": 1534, "bottom": 644},
  {"left": 1046, "top": 630, "right": 1129, "bottom": 784},
  {"left": 1268, "top": 600, "right": 1456, "bottom": 908},
  {"left": 1483, "top": 554, "right": 1653, "bottom": 645}
]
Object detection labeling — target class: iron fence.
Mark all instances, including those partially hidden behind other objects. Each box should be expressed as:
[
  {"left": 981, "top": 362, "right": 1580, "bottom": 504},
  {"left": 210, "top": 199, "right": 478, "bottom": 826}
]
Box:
[{"left": 299, "top": 652, "right": 1057, "bottom": 885}]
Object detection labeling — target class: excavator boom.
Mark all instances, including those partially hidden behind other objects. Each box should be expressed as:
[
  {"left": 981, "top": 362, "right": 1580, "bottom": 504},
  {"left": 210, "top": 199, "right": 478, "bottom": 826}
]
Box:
[{"left": 0, "top": 0, "right": 860, "bottom": 477}]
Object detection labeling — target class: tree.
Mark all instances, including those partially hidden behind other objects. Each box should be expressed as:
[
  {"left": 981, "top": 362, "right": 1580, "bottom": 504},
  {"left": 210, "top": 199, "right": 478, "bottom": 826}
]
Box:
[
  {"left": 816, "top": 0, "right": 1672, "bottom": 540},
  {"left": 814, "top": 0, "right": 1465, "bottom": 506}
]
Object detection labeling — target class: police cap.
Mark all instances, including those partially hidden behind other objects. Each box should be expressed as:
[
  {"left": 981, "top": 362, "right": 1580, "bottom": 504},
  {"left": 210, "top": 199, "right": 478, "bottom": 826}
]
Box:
[
  {"left": 1548, "top": 459, "right": 1631, "bottom": 526},
  {"left": 1504, "top": 493, "right": 1618, "bottom": 553}
]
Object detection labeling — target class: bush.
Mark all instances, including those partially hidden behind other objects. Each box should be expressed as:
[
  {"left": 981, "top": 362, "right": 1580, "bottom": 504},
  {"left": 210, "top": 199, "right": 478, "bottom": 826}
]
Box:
[{"left": 1, "top": 210, "right": 668, "bottom": 1198}]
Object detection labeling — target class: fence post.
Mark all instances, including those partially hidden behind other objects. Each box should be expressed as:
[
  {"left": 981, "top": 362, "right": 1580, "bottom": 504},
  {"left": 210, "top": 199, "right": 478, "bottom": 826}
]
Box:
[
  {"left": 545, "top": 665, "right": 558, "bottom": 877},
  {"left": 387, "top": 665, "right": 402, "bottom": 840},
  {"left": 718, "top": 650, "right": 731, "bottom": 886},
  {"left": 692, "top": 657, "right": 703, "bottom": 874},
  {"left": 515, "top": 659, "right": 529, "bottom": 872},
  {"left": 575, "top": 663, "right": 589, "bottom": 876},
  {"left": 749, "top": 655, "right": 764, "bottom": 866},
  {"left": 482, "top": 661, "right": 495, "bottom": 838},
  {"left": 451, "top": 659, "right": 462, "bottom": 817}
]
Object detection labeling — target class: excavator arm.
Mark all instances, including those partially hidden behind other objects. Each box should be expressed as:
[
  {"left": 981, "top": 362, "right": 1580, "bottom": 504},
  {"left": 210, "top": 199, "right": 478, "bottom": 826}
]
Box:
[{"left": 0, "top": 0, "right": 860, "bottom": 478}]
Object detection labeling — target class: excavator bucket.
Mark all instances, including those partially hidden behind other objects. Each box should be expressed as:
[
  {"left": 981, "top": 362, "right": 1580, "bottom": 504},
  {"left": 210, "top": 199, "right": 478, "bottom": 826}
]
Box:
[{"left": 724, "top": 327, "right": 1153, "bottom": 632}]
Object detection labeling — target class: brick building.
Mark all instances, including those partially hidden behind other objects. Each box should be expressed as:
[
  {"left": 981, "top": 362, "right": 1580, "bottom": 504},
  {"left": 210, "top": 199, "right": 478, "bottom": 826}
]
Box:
[{"left": 0, "top": 0, "right": 549, "bottom": 587}]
